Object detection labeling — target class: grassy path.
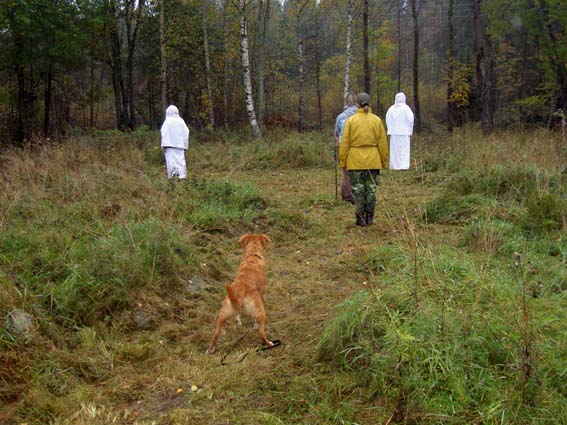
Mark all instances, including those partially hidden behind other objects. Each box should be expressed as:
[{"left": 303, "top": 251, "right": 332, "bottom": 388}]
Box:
[{"left": 135, "top": 167, "right": 443, "bottom": 424}]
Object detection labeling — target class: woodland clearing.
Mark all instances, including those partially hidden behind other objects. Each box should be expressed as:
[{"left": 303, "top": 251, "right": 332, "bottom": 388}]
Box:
[{"left": 2, "top": 127, "right": 567, "bottom": 424}]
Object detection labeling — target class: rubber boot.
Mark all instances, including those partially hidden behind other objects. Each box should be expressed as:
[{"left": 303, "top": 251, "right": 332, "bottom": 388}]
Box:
[
  {"left": 366, "top": 213, "right": 374, "bottom": 225},
  {"left": 356, "top": 212, "right": 366, "bottom": 227}
]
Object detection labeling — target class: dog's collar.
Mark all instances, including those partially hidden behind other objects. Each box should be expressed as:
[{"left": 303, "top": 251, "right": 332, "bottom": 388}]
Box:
[{"left": 246, "top": 253, "right": 264, "bottom": 260}]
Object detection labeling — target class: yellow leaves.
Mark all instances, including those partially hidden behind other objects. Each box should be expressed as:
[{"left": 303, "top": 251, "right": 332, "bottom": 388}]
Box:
[{"left": 448, "top": 61, "right": 472, "bottom": 110}]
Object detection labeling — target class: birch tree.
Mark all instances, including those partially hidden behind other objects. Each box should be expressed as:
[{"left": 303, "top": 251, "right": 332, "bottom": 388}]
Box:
[{"left": 236, "top": 0, "right": 261, "bottom": 139}]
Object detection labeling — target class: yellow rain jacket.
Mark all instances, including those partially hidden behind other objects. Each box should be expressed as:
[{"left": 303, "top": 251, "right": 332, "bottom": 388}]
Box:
[{"left": 339, "top": 108, "right": 389, "bottom": 170}]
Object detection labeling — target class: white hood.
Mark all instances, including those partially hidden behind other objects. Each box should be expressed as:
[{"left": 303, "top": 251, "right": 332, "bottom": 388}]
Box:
[
  {"left": 386, "top": 92, "right": 414, "bottom": 136},
  {"left": 161, "top": 105, "right": 190, "bottom": 149}
]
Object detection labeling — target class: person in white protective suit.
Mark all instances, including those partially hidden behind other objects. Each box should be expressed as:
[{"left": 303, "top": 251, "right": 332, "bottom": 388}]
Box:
[
  {"left": 161, "top": 105, "right": 190, "bottom": 180},
  {"left": 385, "top": 93, "right": 414, "bottom": 170}
]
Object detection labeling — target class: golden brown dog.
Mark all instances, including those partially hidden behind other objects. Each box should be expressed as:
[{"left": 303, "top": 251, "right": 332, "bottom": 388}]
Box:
[{"left": 207, "top": 234, "right": 273, "bottom": 354}]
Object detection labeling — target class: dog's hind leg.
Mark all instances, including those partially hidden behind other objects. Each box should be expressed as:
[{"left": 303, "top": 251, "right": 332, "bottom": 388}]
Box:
[
  {"left": 253, "top": 307, "right": 274, "bottom": 348},
  {"left": 207, "top": 298, "right": 237, "bottom": 354}
]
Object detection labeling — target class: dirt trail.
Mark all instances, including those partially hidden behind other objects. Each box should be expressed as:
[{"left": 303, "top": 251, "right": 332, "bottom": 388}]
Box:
[{"left": 123, "top": 167, "right": 437, "bottom": 424}]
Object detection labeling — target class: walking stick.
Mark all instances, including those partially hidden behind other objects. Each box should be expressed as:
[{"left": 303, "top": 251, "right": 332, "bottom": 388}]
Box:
[{"left": 334, "top": 145, "right": 338, "bottom": 200}]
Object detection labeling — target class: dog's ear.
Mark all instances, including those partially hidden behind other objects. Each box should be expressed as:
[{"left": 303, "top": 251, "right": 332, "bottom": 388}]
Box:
[
  {"left": 239, "top": 234, "right": 251, "bottom": 248},
  {"left": 259, "top": 234, "right": 271, "bottom": 248}
]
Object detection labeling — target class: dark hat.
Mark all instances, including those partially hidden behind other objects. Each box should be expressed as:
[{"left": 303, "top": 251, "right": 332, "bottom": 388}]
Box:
[{"left": 356, "top": 92, "right": 370, "bottom": 106}]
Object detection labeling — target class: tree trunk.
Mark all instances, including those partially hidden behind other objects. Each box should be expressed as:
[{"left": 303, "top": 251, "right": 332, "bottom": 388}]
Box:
[
  {"left": 202, "top": 0, "right": 215, "bottom": 128},
  {"left": 9, "top": 5, "right": 26, "bottom": 144},
  {"left": 473, "top": 0, "right": 494, "bottom": 134},
  {"left": 109, "top": 14, "right": 127, "bottom": 131},
  {"left": 411, "top": 0, "right": 421, "bottom": 132},
  {"left": 447, "top": 0, "right": 455, "bottom": 133},
  {"left": 43, "top": 62, "right": 53, "bottom": 137},
  {"left": 257, "top": 0, "right": 270, "bottom": 125},
  {"left": 397, "top": 0, "right": 402, "bottom": 93},
  {"left": 125, "top": 0, "right": 145, "bottom": 130},
  {"left": 363, "top": 0, "right": 370, "bottom": 95},
  {"left": 316, "top": 37, "right": 322, "bottom": 132},
  {"left": 160, "top": 0, "right": 167, "bottom": 115},
  {"left": 238, "top": 0, "right": 262, "bottom": 139},
  {"left": 343, "top": 0, "right": 353, "bottom": 106},
  {"left": 526, "top": 0, "right": 567, "bottom": 111},
  {"left": 296, "top": 0, "right": 307, "bottom": 132},
  {"left": 222, "top": 0, "right": 229, "bottom": 131}
]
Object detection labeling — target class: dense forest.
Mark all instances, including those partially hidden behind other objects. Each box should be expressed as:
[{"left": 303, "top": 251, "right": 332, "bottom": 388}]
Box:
[{"left": 1, "top": 0, "right": 566, "bottom": 145}]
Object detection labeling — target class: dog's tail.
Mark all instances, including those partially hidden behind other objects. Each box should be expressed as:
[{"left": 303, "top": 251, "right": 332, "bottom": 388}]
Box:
[{"left": 226, "top": 283, "right": 239, "bottom": 309}]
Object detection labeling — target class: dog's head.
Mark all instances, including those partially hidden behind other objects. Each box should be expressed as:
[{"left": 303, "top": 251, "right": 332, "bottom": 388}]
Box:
[{"left": 239, "top": 233, "right": 271, "bottom": 252}]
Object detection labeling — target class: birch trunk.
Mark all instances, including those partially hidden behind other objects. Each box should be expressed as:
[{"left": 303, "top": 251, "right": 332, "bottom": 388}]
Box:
[
  {"left": 159, "top": 0, "right": 166, "bottom": 115},
  {"left": 343, "top": 0, "right": 353, "bottom": 106},
  {"left": 238, "top": 0, "right": 261, "bottom": 139},
  {"left": 202, "top": 0, "right": 215, "bottom": 128}
]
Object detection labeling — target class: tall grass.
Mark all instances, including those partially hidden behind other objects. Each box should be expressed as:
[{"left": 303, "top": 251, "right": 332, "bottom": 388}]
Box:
[
  {"left": 319, "top": 127, "right": 567, "bottom": 421},
  {"left": 0, "top": 130, "right": 333, "bottom": 422}
]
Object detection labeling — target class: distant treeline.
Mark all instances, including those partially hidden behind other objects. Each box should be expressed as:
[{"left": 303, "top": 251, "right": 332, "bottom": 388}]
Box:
[{"left": 0, "top": 0, "right": 566, "bottom": 144}]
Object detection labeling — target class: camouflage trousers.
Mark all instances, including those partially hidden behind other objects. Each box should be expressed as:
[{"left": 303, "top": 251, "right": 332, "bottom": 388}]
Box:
[{"left": 348, "top": 169, "right": 380, "bottom": 217}]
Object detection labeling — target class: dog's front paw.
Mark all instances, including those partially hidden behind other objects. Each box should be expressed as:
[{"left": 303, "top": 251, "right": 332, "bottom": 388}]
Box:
[
  {"left": 207, "top": 346, "right": 216, "bottom": 355},
  {"left": 267, "top": 340, "right": 274, "bottom": 347}
]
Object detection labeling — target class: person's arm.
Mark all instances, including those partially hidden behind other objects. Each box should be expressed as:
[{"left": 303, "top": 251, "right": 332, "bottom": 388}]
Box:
[
  {"left": 339, "top": 119, "right": 351, "bottom": 169},
  {"left": 184, "top": 122, "right": 190, "bottom": 147},
  {"left": 160, "top": 124, "right": 168, "bottom": 151},
  {"left": 377, "top": 120, "right": 389, "bottom": 168}
]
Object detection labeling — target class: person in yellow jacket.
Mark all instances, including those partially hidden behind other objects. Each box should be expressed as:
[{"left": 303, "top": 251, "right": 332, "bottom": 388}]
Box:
[{"left": 339, "top": 93, "right": 389, "bottom": 226}]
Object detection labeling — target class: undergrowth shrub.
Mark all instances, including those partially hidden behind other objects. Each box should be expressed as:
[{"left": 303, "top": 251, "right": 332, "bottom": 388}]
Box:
[
  {"left": 190, "top": 131, "right": 332, "bottom": 171},
  {"left": 425, "top": 193, "right": 498, "bottom": 224},
  {"left": 427, "top": 163, "right": 567, "bottom": 237},
  {"left": 523, "top": 192, "right": 567, "bottom": 232},
  {"left": 0, "top": 219, "right": 195, "bottom": 326},
  {"left": 447, "top": 164, "right": 558, "bottom": 200},
  {"left": 461, "top": 218, "right": 525, "bottom": 254},
  {"left": 183, "top": 178, "right": 267, "bottom": 228},
  {"left": 318, "top": 244, "right": 567, "bottom": 421}
]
